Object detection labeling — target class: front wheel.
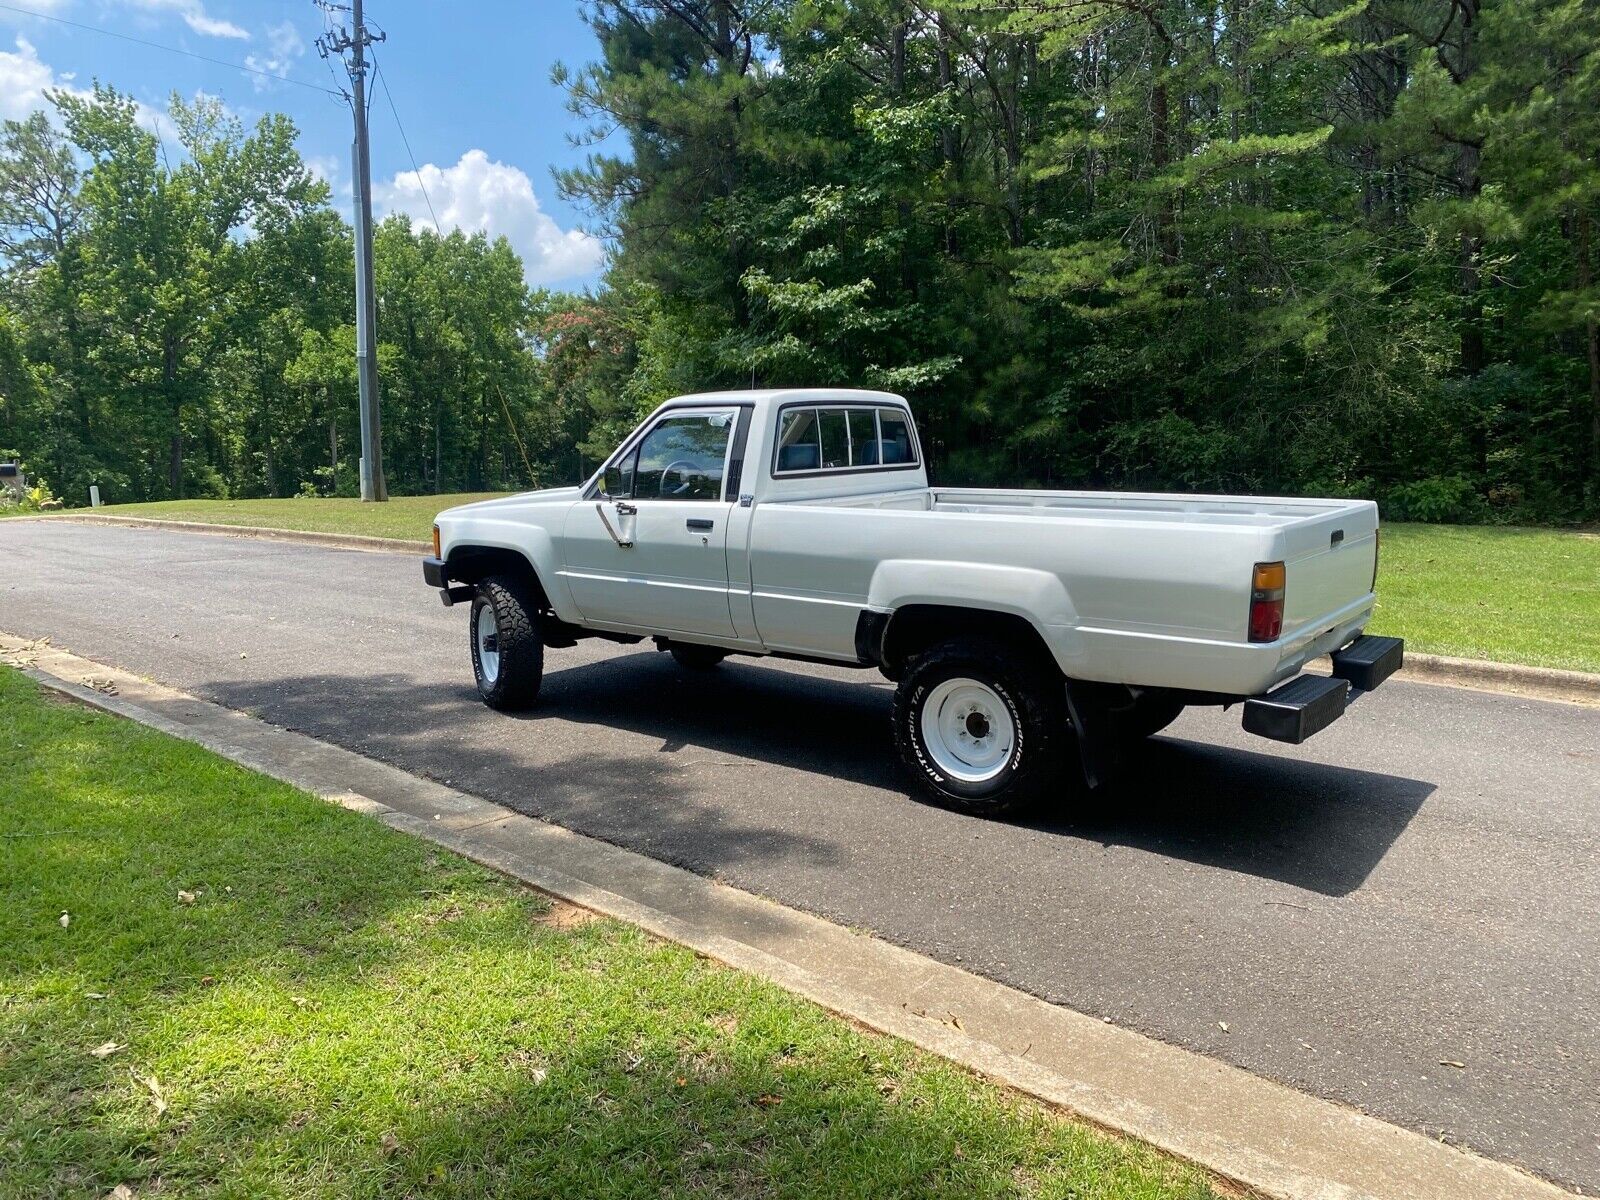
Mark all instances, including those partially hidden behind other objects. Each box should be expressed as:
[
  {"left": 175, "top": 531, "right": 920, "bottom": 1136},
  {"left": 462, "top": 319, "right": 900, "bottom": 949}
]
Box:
[
  {"left": 892, "top": 638, "right": 1071, "bottom": 817},
  {"left": 470, "top": 575, "right": 544, "bottom": 711}
]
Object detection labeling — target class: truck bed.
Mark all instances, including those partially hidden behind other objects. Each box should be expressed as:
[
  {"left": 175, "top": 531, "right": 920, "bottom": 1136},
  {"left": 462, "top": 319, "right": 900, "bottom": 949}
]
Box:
[{"left": 753, "top": 485, "right": 1380, "bottom": 694}]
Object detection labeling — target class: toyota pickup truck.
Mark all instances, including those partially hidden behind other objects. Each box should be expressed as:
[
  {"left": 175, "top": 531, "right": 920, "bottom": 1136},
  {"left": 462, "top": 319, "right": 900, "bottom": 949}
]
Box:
[{"left": 423, "top": 388, "right": 1402, "bottom": 815}]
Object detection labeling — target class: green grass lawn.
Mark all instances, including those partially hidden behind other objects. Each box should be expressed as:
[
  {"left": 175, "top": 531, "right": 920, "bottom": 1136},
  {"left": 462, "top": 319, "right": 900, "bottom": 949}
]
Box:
[
  {"left": 77, "top": 493, "right": 504, "bottom": 542},
  {"left": 1372, "top": 524, "right": 1600, "bottom": 674},
  {"left": 14, "top": 493, "right": 1599, "bottom": 673},
  {"left": 0, "top": 665, "right": 1217, "bottom": 1200}
]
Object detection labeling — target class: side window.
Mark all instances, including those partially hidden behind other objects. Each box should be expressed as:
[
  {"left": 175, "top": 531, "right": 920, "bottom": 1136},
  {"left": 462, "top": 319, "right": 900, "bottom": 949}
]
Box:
[
  {"left": 846, "top": 409, "right": 880, "bottom": 465},
  {"left": 818, "top": 409, "right": 850, "bottom": 469},
  {"left": 878, "top": 408, "right": 915, "bottom": 465},
  {"left": 776, "top": 408, "right": 821, "bottom": 472},
  {"left": 629, "top": 411, "right": 734, "bottom": 500}
]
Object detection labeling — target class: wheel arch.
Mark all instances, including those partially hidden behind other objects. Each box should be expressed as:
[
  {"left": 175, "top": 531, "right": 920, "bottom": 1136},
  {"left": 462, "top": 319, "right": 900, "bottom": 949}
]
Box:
[
  {"left": 875, "top": 603, "right": 1062, "bottom": 680},
  {"left": 445, "top": 544, "right": 551, "bottom": 608}
]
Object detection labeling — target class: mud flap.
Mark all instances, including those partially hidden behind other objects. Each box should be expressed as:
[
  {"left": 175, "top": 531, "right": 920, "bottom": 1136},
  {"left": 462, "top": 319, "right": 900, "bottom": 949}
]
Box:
[{"left": 1063, "top": 680, "right": 1122, "bottom": 790}]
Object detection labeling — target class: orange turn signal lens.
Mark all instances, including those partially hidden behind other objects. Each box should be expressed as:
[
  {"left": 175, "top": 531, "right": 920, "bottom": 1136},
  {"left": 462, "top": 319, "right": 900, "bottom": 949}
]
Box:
[
  {"left": 1252, "top": 561, "right": 1286, "bottom": 592},
  {"left": 1249, "top": 560, "right": 1286, "bottom": 643},
  {"left": 432, "top": 524, "right": 441, "bottom": 559}
]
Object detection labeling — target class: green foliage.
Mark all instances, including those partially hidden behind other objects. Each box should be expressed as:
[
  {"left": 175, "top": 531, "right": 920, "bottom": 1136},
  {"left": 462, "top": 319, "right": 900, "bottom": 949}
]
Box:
[
  {"left": 1382, "top": 475, "right": 1486, "bottom": 523},
  {"left": 0, "top": 87, "right": 577, "bottom": 507},
  {"left": 550, "top": 0, "right": 1600, "bottom": 520},
  {"left": 3, "top": 3, "right": 1598, "bottom": 519}
]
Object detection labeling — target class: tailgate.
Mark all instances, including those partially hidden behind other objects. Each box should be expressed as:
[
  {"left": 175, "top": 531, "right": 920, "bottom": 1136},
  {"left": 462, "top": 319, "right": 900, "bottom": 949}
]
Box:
[{"left": 1281, "top": 502, "right": 1379, "bottom": 636}]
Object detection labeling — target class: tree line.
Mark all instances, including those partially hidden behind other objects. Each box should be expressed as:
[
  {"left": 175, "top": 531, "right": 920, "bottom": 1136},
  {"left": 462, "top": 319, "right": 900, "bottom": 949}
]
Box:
[
  {"left": 550, "top": 0, "right": 1599, "bottom": 523},
  {"left": 0, "top": 87, "right": 567, "bottom": 507},
  {"left": 3, "top": 0, "right": 1598, "bottom": 523}
]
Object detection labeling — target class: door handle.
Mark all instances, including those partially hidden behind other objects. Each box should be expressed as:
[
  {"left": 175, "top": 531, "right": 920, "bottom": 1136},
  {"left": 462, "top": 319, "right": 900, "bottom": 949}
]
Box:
[{"left": 686, "top": 518, "right": 715, "bottom": 531}]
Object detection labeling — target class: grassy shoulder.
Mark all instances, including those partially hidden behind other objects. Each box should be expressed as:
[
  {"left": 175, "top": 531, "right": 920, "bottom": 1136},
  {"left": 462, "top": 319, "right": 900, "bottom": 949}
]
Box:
[
  {"left": 0, "top": 664, "right": 1218, "bottom": 1200},
  {"left": 15, "top": 494, "right": 1598, "bottom": 674},
  {"left": 1373, "top": 524, "right": 1600, "bottom": 674},
  {"left": 72, "top": 494, "right": 504, "bottom": 542}
]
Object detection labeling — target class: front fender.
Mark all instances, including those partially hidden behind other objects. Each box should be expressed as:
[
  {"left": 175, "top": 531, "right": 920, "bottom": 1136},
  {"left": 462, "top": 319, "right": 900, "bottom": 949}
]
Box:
[{"left": 440, "top": 514, "right": 574, "bottom": 619}]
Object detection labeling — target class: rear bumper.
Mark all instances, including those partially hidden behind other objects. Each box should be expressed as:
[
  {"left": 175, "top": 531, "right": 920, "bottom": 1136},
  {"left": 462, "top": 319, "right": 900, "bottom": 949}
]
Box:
[{"left": 1242, "top": 635, "right": 1404, "bottom": 745}]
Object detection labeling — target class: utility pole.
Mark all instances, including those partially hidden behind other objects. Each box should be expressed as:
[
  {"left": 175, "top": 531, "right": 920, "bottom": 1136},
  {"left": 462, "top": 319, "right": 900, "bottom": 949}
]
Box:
[{"left": 316, "top": 1, "right": 387, "bottom": 501}]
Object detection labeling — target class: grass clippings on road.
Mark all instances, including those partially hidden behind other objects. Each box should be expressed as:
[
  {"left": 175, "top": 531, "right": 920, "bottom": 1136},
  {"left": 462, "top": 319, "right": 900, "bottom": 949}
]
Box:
[{"left": 0, "top": 664, "right": 1219, "bottom": 1200}]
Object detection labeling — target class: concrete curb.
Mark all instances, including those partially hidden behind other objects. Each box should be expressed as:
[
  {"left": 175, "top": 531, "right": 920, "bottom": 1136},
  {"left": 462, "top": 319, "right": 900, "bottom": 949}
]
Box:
[
  {"left": 1401, "top": 652, "right": 1600, "bottom": 706},
  {"left": 0, "top": 630, "right": 1580, "bottom": 1200},
  {"left": 14, "top": 513, "right": 1600, "bottom": 707},
  {"left": 36, "top": 512, "right": 429, "bottom": 554}
]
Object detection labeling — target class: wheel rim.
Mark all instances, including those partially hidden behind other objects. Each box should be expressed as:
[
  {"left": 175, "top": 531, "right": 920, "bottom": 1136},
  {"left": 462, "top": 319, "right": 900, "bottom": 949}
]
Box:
[
  {"left": 476, "top": 603, "right": 500, "bottom": 685},
  {"left": 920, "top": 677, "right": 1016, "bottom": 784}
]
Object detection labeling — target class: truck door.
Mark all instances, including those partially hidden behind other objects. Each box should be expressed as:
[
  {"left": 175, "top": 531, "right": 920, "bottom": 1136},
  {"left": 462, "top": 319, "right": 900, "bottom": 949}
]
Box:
[{"left": 560, "top": 407, "right": 740, "bottom": 638}]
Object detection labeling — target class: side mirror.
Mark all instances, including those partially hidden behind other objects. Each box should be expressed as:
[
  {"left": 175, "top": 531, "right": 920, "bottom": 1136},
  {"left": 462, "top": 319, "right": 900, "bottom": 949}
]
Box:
[{"left": 602, "top": 464, "right": 626, "bottom": 499}]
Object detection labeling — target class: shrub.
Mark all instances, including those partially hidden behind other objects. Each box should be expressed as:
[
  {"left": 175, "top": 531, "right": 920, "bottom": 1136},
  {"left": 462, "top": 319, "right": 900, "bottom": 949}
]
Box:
[{"left": 1381, "top": 475, "right": 1486, "bottom": 523}]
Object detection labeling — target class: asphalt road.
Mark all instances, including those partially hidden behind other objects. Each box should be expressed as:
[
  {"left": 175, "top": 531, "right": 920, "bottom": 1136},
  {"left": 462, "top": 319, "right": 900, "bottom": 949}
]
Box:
[{"left": 5, "top": 521, "right": 1598, "bottom": 1191}]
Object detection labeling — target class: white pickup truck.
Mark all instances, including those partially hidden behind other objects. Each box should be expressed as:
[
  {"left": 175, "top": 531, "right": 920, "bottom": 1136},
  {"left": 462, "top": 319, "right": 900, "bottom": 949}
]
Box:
[{"left": 424, "top": 388, "right": 1402, "bottom": 815}]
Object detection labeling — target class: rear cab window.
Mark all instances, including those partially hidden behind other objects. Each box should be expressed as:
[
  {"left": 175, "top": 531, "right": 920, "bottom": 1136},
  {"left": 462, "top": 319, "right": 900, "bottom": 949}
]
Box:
[{"left": 773, "top": 404, "right": 919, "bottom": 476}]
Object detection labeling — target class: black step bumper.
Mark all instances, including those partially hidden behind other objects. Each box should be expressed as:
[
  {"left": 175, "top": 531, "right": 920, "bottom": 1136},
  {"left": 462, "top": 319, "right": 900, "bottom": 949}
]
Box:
[{"left": 1242, "top": 635, "right": 1404, "bottom": 745}]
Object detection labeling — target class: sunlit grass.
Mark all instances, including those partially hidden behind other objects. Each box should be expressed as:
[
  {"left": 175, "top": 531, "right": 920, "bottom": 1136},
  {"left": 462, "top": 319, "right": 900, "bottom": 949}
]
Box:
[
  {"left": 1371, "top": 524, "right": 1600, "bottom": 673},
  {"left": 84, "top": 493, "right": 510, "bottom": 542},
  {"left": 0, "top": 665, "right": 1218, "bottom": 1200}
]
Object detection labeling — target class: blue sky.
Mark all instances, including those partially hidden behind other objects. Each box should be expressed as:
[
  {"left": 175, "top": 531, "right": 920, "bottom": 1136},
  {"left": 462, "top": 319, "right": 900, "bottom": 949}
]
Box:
[{"left": 0, "top": 0, "right": 615, "bottom": 290}]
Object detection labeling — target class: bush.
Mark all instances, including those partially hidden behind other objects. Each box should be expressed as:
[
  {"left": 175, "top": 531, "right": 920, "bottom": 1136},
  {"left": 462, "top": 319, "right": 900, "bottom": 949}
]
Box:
[{"left": 1381, "top": 475, "right": 1487, "bottom": 523}]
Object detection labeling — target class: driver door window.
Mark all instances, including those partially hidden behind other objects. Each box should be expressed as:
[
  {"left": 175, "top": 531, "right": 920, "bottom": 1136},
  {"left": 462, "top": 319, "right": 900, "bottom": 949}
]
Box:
[
  {"left": 564, "top": 408, "right": 739, "bottom": 638},
  {"left": 616, "top": 412, "right": 733, "bottom": 500}
]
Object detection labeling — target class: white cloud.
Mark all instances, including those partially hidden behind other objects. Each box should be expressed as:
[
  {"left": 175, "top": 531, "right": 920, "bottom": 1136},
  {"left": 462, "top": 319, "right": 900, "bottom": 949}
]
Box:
[
  {"left": 0, "top": 35, "right": 59, "bottom": 120},
  {"left": 0, "top": 35, "right": 190, "bottom": 146},
  {"left": 123, "top": 0, "right": 248, "bottom": 40},
  {"left": 375, "top": 149, "right": 605, "bottom": 287},
  {"left": 243, "top": 19, "right": 305, "bottom": 91}
]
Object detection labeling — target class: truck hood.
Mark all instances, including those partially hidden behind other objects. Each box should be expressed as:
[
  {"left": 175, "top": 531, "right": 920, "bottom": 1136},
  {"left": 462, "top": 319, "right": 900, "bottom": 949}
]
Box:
[{"left": 436, "top": 487, "right": 581, "bottom": 521}]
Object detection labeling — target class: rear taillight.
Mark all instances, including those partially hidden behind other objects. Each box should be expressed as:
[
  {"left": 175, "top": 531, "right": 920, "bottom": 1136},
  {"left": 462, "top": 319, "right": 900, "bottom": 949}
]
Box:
[
  {"left": 1249, "top": 561, "right": 1285, "bottom": 643},
  {"left": 432, "top": 524, "right": 442, "bottom": 559}
]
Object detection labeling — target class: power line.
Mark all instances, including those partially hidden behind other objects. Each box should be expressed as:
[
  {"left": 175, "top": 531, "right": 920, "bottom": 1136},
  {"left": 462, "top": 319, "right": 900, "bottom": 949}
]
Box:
[
  {"left": 373, "top": 53, "right": 440, "bottom": 233},
  {"left": 0, "top": 2, "right": 343, "bottom": 96}
]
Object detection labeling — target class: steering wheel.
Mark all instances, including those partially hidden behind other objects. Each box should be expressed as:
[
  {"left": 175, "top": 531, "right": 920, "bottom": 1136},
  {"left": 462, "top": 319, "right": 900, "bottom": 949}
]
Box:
[{"left": 658, "top": 459, "right": 696, "bottom": 497}]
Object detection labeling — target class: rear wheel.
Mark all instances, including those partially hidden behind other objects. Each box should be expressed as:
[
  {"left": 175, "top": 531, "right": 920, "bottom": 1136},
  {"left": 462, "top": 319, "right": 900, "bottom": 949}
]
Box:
[
  {"left": 470, "top": 575, "right": 544, "bottom": 711},
  {"left": 669, "top": 643, "right": 728, "bottom": 671},
  {"left": 892, "top": 638, "right": 1071, "bottom": 817}
]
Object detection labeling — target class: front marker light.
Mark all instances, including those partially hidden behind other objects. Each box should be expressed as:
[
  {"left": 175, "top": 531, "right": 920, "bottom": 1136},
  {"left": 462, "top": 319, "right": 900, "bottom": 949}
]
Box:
[{"left": 432, "top": 524, "right": 442, "bottom": 559}]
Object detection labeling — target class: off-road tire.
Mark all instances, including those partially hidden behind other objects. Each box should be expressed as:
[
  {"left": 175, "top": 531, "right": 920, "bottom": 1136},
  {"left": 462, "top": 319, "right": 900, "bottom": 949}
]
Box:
[
  {"left": 669, "top": 643, "right": 728, "bottom": 671},
  {"left": 892, "top": 637, "right": 1070, "bottom": 817},
  {"left": 470, "top": 574, "right": 544, "bottom": 711}
]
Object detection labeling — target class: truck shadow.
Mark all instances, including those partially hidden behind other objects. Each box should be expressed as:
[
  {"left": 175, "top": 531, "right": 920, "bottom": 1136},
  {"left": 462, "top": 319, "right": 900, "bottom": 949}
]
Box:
[
  {"left": 532, "top": 652, "right": 1432, "bottom": 897},
  {"left": 202, "top": 648, "right": 1432, "bottom": 898},
  {"left": 1028, "top": 740, "right": 1435, "bottom": 897}
]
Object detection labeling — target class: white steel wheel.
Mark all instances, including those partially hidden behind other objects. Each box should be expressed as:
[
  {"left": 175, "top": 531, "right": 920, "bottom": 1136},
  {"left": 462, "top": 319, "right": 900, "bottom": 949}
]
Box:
[
  {"left": 918, "top": 677, "right": 1017, "bottom": 785},
  {"left": 475, "top": 602, "right": 501, "bottom": 685}
]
